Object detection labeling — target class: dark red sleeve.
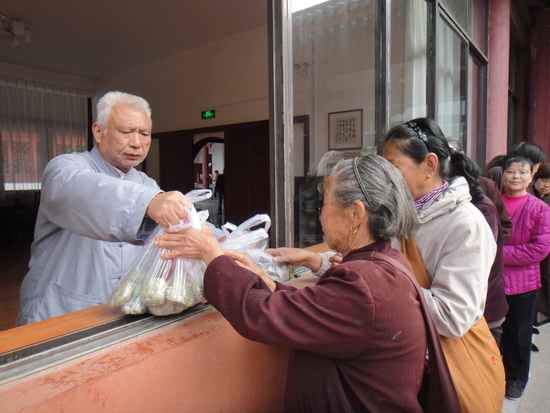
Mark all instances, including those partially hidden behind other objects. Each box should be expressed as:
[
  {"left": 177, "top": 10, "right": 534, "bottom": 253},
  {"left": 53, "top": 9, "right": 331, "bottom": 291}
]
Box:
[{"left": 203, "top": 255, "right": 376, "bottom": 358}]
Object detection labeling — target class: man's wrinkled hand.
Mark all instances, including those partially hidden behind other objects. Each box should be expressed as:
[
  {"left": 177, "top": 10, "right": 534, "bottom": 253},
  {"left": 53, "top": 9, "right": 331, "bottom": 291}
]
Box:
[{"left": 146, "top": 191, "right": 192, "bottom": 227}]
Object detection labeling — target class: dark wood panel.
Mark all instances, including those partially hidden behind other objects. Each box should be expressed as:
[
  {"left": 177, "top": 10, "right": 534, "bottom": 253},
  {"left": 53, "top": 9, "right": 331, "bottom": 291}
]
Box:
[
  {"left": 158, "top": 134, "right": 195, "bottom": 193},
  {"left": 224, "top": 121, "right": 270, "bottom": 225}
]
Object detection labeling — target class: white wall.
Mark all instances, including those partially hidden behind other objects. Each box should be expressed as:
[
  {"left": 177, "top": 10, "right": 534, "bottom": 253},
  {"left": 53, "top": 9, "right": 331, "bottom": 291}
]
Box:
[
  {"left": 2, "top": 26, "right": 268, "bottom": 185},
  {"left": 94, "top": 26, "right": 269, "bottom": 133},
  {"left": 94, "top": 26, "right": 269, "bottom": 182}
]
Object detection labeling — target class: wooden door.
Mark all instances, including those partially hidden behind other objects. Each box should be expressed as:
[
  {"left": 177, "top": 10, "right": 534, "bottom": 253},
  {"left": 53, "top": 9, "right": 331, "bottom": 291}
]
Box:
[
  {"left": 158, "top": 133, "right": 195, "bottom": 194},
  {"left": 224, "top": 121, "right": 270, "bottom": 225}
]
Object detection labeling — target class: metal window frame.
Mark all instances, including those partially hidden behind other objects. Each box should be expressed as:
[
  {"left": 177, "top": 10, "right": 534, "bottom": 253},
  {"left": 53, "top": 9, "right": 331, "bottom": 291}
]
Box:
[
  {"left": 432, "top": 0, "right": 489, "bottom": 162},
  {"left": 268, "top": 0, "right": 294, "bottom": 248}
]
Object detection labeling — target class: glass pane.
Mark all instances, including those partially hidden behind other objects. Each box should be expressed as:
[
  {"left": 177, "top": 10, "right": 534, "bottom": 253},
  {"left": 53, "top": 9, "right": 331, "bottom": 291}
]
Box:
[
  {"left": 436, "top": 18, "right": 466, "bottom": 143},
  {"left": 291, "top": 0, "right": 375, "bottom": 247},
  {"left": 390, "top": 0, "right": 428, "bottom": 124},
  {"left": 467, "top": 56, "right": 479, "bottom": 160},
  {"left": 440, "top": 0, "right": 469, "bottom": 30}
]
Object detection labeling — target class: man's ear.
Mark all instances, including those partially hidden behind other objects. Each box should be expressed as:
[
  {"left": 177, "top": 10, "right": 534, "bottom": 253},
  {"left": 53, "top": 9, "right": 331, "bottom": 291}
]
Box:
[{"left": 92, "top": 123, "right": 102, "bottom": 144}]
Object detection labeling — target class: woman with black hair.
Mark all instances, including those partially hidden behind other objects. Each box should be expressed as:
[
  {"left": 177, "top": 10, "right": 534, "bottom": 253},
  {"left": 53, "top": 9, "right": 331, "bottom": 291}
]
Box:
[
  {"left": 447, "top": 139, "right": 508, "bottom": 346},
  {"left": 500, "top": 157, "right": 550, "bottom": 399},
  {"left": 485, "top": 141, "right": 547, "bottom": 193},
  {"left": 382, "top": 118, "right": 505, "bottom": 412}
]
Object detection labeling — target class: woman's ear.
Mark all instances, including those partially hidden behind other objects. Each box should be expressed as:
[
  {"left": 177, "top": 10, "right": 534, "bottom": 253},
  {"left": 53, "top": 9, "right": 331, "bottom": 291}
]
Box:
[
  {"left": 349, "top": 199, "right": 366, "bottom": 226},
  {"left": 424, "top": 153, "right": 439, "bottom": 176}
]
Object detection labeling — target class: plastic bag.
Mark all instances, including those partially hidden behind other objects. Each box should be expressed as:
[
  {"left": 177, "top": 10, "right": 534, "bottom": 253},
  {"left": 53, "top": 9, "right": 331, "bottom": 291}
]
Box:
[
  {"left": 217, "top": 214, "right": 290, "bottom": 283},
  {"left": 111, "top": 189, "right": 212, "bottom": 316}
]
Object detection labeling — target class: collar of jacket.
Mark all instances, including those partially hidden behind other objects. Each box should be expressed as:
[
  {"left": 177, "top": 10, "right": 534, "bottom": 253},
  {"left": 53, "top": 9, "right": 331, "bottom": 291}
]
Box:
[{"left": 417, "top": 176, "right": 472, "bottom": 224}]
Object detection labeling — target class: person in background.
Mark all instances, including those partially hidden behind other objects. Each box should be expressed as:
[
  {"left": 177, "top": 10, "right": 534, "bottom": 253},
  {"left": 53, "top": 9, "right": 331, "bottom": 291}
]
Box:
[
  {"left": 156, "top": 155, "right": 461, "bottom": 413},
  {"left": 479, "top": 176, "right": 513, "bottom": 241},
  {"left": 533, "top": 163, "right": 550, "bottom": 204},
  {"left": 500, "top": 157, "right": 550, "bottom": 400},
  {"left": 484, "top": 154, "right": 506, "bottom": 176},
  {"left": 485, "top": 142, "right": 546, "bottom": 193},
  {"left": 214, "top": 170, "right": 225, "bottom": 214},
  {"left": 211, "top": 170, "right": 219, "bottom": 193},
  {"left": 17, "top": 91, "right": 192, "bottom": 326},
  {"left": 446, "top": 139, "right": 508, "bottom": 345},
  {"left": 481, "top": 153, "right": 513, "bottom": 241},
  {"left": 532, "top": 163, "right": 550, "bottom": 326}
]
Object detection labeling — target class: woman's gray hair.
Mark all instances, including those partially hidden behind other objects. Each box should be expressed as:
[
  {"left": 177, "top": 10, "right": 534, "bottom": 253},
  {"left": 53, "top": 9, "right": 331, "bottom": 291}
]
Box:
[
  {"left": 96, "top": 91, "right": 152, "bottom": 132},
  {"left": 329, "top": 154, "right": 419, "bottom": 240}
]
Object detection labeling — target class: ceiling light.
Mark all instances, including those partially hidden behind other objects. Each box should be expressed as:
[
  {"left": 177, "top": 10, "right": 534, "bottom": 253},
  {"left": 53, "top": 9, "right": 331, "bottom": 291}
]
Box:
[{"left": 0, "top": 13, "right": 32, "bottom": 46}]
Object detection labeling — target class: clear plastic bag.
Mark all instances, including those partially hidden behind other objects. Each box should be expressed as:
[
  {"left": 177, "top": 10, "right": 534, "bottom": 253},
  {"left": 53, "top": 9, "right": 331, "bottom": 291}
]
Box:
[
  {"left": 111, "top": 189, "right": 212, "bottom": 316},
  {"left": 217, "top": 214, "right": 290, "bottom": 283}
]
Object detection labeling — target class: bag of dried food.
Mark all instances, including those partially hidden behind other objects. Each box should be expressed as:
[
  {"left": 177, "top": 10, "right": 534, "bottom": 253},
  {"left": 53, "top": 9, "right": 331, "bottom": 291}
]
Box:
[{"left": 111, "top": 189, "right": 211, "bottom": 315}]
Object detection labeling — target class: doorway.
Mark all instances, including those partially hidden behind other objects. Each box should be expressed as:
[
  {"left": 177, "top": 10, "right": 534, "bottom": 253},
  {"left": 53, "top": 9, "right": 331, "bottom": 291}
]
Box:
[
  {"left": 193, "top": 138, "right": 225, "bottom": 227},
  {"left": 156, "top": 120, "right": 270, "bottom": 230}
]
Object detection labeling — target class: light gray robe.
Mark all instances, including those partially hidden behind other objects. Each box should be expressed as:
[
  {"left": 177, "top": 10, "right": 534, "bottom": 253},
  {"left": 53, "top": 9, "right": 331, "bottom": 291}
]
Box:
[{"left": 17, "top": 147, "right": 161, "bottom": 326}]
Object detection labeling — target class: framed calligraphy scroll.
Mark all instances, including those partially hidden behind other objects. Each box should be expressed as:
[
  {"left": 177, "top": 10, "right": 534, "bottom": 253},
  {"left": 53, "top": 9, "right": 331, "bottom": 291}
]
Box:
[{"left": 328, "top": 109, "right": 363, "bottom": 150}]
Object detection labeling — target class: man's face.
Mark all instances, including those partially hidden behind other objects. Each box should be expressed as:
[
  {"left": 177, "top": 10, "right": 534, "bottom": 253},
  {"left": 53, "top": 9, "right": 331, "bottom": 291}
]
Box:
[{"left": 93, "top": 104, "right": 152, "bottom": 173}]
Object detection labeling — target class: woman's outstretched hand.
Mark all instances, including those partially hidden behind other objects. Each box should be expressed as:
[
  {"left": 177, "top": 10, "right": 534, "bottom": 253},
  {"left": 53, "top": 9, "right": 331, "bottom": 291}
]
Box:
[
  {"left": 224, "top": 250, "right": 276, "bottom": 292},
  {"left": 265, "top": 247, "right": 322, "bottom": 272}
]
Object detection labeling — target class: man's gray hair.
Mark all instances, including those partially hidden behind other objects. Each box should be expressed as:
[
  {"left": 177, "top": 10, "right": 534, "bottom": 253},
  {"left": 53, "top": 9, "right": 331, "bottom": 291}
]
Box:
[
  {"left": 330, "top": 154, "right": 419, "bottom": 240},
  {"left": 96, "top": 91, "right": 152, "bottom": 132}
]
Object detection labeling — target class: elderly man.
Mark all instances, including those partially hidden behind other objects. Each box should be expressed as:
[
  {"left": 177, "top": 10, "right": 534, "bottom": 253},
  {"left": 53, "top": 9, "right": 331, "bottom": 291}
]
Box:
[{"left": 17, "top": 91, "right": 191, "bottom": 326}]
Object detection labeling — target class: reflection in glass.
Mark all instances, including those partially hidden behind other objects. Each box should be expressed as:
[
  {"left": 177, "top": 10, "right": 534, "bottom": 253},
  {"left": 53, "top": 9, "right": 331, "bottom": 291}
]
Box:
[
  {"left": 440, "top": 0, "right": 469, "bottom": 31},
  {"left": 291, "top": 0, "right": 375, "bottom": 247},
  {"left": 437, "top": 18, "right": 466, "bottom": 143},
  {"left": 390, "top": 0, "right": 427, "bottom": 124},
  {"left": 467, "top": 56, "right": 480, "bottom": 160}
]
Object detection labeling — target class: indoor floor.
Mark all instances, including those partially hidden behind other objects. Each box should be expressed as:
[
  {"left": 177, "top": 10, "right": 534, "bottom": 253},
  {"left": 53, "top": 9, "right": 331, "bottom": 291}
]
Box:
[{"left": 0, "top": 241, "right": 30, "bottom": 331}]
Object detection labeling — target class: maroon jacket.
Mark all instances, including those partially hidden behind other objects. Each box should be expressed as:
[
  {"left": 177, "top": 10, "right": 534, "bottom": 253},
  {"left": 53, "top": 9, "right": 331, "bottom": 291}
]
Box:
[
  {"left": 474, "top": 195, "right": 508, "bottom": 325},
  {"left": 204, "top": 240, "right": 460, "bottom": 412},
  {"left": 480, "top": 176, "right": 512, "bottom": 241}
]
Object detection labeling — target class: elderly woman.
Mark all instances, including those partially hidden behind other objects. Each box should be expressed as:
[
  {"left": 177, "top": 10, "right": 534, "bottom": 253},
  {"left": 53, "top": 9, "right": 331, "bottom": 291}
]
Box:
[
  {"left": 155, "top": 155, "right": 459, "bottom": 413},
  {"left": 382, "top": 118, "right": 505, "bottom": 411}
]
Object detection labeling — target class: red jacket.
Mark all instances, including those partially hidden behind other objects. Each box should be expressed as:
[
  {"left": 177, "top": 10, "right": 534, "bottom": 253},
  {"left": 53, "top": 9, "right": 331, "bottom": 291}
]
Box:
[
  {"left": 204, "top": 240, "right": 460, "bottom": 412},
  {"left": 504, "top": 193, "right": 550, "bottom": 295}
]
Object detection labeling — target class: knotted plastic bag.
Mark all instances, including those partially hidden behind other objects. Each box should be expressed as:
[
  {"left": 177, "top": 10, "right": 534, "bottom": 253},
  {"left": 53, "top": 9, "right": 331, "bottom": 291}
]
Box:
[
  {"left": 217, "top": 214, "right": 290, "bottom": 283},
  {"left": 111, "top": 189, "right": 211, "bottom": 316}
]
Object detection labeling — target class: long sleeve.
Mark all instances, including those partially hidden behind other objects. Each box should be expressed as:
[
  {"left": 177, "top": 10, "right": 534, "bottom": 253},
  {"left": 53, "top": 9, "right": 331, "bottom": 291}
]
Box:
[
  {"left": 204, "top": 255, "right": 376, "bottom": 358},
  {"left": 417, "top": 203, "right": 496, "bottom": 338},
  {"left": 38, "top": 152, "right": 160, "bottom": 243},
  {"left": 17, "top": 149, "right": 163, "bottom": 325},
  {"left": 503, "top": 198, "right": 550, "bottom": 267}
]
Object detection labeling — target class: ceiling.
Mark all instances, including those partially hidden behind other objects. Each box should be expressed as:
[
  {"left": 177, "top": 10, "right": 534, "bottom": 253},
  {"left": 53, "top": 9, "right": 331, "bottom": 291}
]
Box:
[{"left": 0, "top": 0, "right": 267, "bottom": 79}]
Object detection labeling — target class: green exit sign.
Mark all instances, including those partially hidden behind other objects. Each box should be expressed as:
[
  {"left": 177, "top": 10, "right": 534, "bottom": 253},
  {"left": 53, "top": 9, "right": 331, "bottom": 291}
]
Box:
[{"left": 201, "top": 110, "right": 216, "bottom": 119}]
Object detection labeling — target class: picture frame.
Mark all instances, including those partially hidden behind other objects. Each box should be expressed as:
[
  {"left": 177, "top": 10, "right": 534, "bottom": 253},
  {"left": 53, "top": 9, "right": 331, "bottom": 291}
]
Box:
[{"left": 328, "top": 109, "right": 363, "bottom": 150}]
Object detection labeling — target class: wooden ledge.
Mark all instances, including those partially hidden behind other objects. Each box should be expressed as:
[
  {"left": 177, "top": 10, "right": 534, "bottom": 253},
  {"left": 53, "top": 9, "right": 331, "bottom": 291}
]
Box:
[{"left": 0, "top": 242, "right": 329, "bottom": 356}]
